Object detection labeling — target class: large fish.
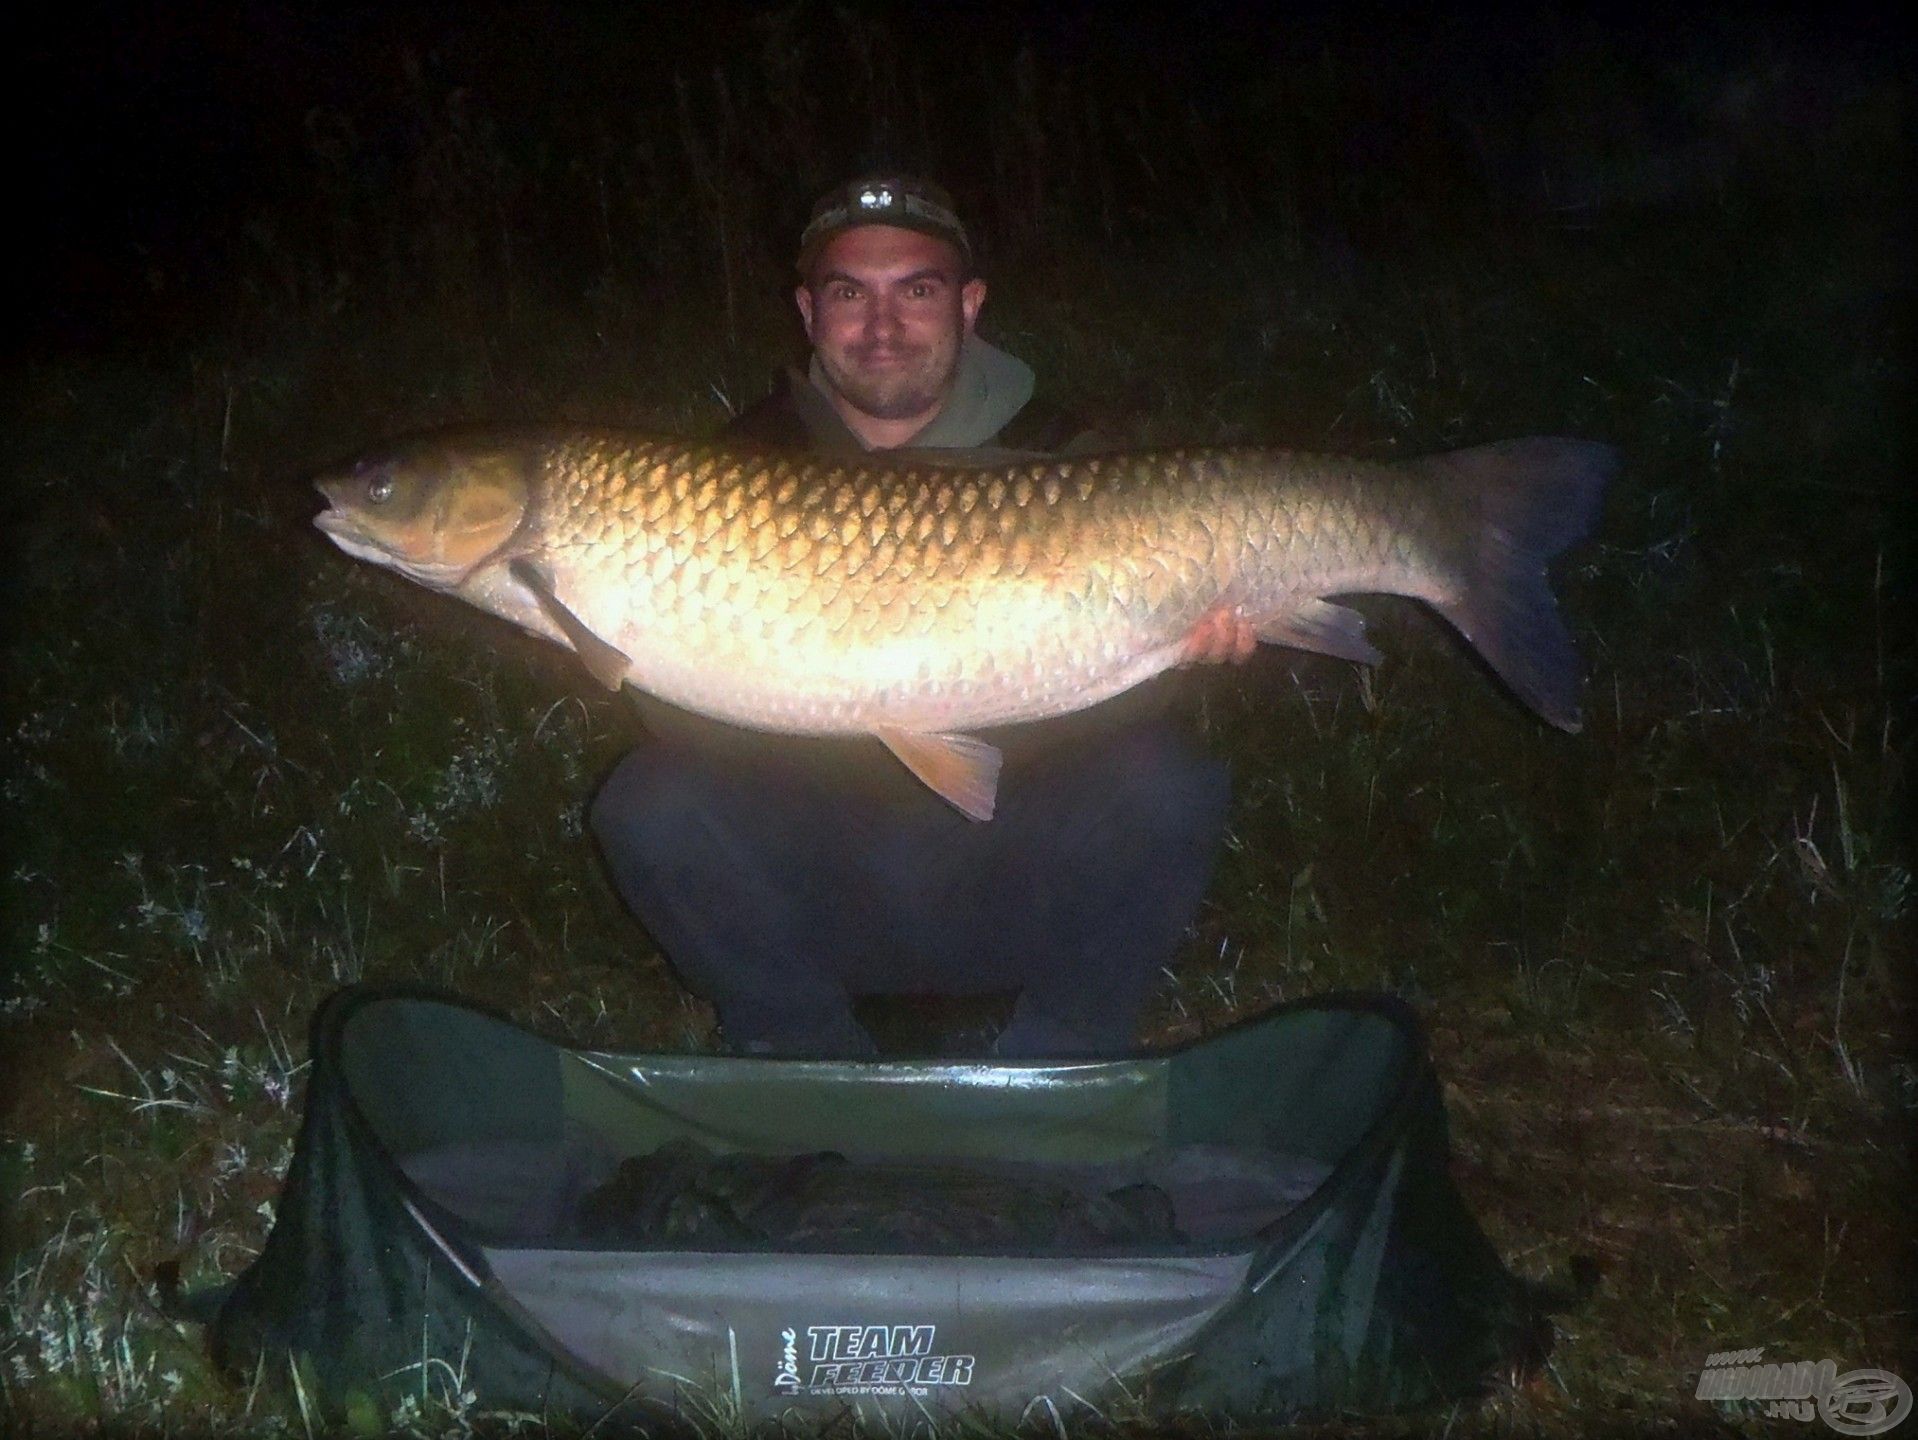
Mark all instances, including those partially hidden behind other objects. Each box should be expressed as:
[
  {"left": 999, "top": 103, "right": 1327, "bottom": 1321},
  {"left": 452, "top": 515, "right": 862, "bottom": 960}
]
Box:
[{"left": 314, "top": 428, "right": 1613, "bottom": 819}]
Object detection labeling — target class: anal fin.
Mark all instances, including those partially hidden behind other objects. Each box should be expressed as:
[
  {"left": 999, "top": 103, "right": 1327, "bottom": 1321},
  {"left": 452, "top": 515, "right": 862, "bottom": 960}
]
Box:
[
  {"left": 1256, "top": 599, "right": 1383, "bottom": 666},
  {"left": 875, "top": 726, "right": 1003, "bottom": 821},
  {"left": 509, "top": 557, "right": 632, "bottom": 690}
]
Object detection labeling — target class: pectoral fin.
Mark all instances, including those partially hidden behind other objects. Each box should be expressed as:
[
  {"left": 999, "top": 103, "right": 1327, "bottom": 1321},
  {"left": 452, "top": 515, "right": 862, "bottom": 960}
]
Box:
[
  {"left": 509, "top": 557, "right": 631, "bottom": 690},
  {"left": 1256, "top": 599, "right": 1383, "bottom": 666},
  {"left": 875, "top": 726, "right": 1003, "bottom": 821}
]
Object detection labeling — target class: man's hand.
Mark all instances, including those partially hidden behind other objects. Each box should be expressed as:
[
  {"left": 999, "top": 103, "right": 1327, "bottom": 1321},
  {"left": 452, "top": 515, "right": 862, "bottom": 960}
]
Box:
[{"left": 1179, "top": 605, "right": 1260, "bottom": 666}]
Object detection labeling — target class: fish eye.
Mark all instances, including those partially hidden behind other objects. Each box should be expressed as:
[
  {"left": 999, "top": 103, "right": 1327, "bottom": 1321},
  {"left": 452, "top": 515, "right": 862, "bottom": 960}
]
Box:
[{"left": 367, "top": 475, "right": 395, "bottom": 504}]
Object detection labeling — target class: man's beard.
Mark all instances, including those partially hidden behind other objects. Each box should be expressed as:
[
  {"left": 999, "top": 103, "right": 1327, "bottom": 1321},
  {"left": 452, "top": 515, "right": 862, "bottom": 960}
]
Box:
[{"left": 820, "top": 339, "right": 960, "bottom": 421}]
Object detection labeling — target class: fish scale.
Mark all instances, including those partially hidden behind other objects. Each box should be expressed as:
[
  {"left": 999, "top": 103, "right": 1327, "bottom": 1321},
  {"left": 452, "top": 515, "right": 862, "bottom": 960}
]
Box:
[{"left": 315, "top": 428, "right": 1614, "bottom": 818}]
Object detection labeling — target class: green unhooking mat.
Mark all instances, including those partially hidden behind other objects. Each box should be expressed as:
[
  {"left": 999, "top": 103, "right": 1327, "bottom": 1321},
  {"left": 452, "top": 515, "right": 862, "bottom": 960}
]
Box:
[{"left": 197, "top": 985, "right": 1551, "bottom": 1431}]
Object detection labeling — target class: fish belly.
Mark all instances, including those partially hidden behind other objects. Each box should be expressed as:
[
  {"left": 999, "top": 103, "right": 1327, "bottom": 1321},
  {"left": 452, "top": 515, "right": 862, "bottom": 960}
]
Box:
[{"left": 597, "top": 575, "right": 1192, "bottom": 737}]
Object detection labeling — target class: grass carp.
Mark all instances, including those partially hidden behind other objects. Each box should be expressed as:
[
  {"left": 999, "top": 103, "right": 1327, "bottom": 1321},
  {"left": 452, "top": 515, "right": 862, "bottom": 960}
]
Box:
[{"left": 314, "top": 429, "right": 1614, "bottom": 819}]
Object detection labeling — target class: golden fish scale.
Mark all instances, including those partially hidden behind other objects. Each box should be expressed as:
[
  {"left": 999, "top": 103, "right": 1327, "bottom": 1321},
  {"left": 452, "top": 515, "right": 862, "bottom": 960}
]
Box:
[{"left": 528, "top": 436, "right": 1440, "bottom": 733}]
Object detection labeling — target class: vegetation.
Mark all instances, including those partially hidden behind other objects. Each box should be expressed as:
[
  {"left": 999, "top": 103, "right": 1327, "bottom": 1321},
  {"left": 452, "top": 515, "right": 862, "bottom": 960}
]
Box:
[{"left": 3, "top": 7, "right": 1907, "bottom": 1435}]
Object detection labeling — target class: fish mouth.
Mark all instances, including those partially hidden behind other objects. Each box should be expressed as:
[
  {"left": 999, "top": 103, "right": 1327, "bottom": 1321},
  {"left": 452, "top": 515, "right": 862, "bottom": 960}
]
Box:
[
  {"left": 312, "top": 480, "right": 359, "bottom": 539},
  {"left": 312, "top": 481, "right": 395, "bottom": 562},
  {"left": 312, "top": 508, "right": 392, "bottom": 565}
]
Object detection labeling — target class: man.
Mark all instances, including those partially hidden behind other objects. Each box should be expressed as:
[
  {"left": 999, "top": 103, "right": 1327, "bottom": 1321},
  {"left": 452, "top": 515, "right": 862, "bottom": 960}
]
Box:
[
  {"left": 725, "top": 176, "right": 1089, "bottom": 454},
  {"left": 591, "top": 175, "right": 1235, "bottom": 1059}
]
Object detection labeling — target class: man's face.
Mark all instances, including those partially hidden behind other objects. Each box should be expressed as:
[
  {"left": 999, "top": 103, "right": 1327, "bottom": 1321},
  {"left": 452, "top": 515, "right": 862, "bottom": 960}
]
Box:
[{"left": 797, "top": 226, "right": 986, "bottom": 425}]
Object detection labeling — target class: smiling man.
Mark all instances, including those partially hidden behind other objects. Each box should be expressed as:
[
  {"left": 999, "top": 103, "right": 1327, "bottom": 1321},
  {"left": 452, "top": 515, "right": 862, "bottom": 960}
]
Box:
[
  {"left": 726, "top": 176, "right": 1087, "bottom": 453},
  {"left": 798, "top": 218, "right": 981, "bottom": 445},
  {"left": 590, "top": 175, "right": 1237, "bottom": 1060}
]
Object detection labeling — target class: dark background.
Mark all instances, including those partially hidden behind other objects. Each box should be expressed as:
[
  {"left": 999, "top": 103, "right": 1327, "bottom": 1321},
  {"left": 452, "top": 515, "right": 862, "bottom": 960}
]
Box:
[{"left": 17, "top": 2, "right": 1906, "bottom": 357}]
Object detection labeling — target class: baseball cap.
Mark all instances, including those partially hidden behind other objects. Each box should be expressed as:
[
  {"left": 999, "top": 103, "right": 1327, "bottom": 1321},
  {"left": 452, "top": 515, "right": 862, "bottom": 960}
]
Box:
[{"left": 795, "top": 175, "right": 973, "bottom": 276}]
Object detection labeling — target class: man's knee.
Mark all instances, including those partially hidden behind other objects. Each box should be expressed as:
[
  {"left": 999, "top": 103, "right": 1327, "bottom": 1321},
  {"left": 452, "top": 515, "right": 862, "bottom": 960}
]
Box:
[
  {"left": 1127, "top": 730, "right": 1231, "bottom": 838},
  {"left": 1061, "top": 726, "right": 1231, "bottom": 859},
  {"left": 590, "top": 743, "right": 722, "bottom": 864}
]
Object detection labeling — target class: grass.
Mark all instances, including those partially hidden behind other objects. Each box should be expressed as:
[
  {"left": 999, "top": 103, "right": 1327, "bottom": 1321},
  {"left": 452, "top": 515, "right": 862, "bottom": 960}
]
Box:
[{"left": 3, "top": 9, "right": 1910, "bottom": 1437}]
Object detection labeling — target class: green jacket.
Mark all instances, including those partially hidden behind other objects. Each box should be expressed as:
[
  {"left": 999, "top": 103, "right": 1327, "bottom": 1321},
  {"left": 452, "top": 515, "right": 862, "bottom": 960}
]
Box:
[{"left": 725, "top": 336, "right": 1102, "bottom": 457}]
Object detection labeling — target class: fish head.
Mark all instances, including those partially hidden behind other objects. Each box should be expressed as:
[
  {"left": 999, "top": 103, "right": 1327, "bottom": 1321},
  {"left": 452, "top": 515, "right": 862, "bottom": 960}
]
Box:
[{"left": 313, "top": 437, "right": 532, "bottom": 588}]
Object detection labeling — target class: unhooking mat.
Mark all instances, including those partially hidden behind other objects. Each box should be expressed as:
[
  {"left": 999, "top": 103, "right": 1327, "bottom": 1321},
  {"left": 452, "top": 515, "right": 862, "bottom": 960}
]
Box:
[{"left": 198, "top": 984, "right": 1551, "bottom": 1431}]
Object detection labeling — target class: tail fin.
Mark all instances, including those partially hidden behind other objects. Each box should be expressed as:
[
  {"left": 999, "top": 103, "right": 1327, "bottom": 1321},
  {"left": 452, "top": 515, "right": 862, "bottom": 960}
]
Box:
[{"left": 1417, "top": 437, "right": 1616, "bottom": 731}]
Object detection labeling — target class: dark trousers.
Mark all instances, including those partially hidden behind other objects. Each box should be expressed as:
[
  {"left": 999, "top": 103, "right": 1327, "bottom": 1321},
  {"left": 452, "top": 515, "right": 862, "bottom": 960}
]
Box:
[{"left": 590, "top": 720, "right": 1230, "bottom": 1058}]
